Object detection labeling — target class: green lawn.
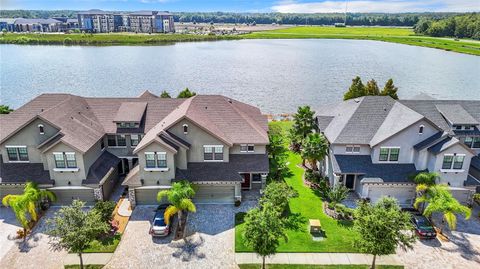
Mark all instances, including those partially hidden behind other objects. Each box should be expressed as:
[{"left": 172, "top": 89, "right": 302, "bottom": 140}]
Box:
[
  {"left": 82, "top": 234, "right": 121, "bottom": 253},
  {"left": 245, "top": 26, "right": 480, "bottom": 56},
  {"left": 236, "top": 121, "right": 358, "bottom": 253},
  {"left": 238, "top": 265, "right": 403, "bottom": 269},
  {"left": 64, "top": 265, "right": 104, "bottom": 269}
]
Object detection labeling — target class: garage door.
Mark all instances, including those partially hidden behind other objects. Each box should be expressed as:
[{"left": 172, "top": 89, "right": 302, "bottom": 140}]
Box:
[
  {"left": 193, "top": 185, "right": 235, "bottom": 204},
  {"left": 0, "top": 185, "right": 24, "bottom": 203},
  {"left": 135, "top": 188, "right": 169, "bottom": 205},
  {"left": 450, "top": 188, "right": 472, "bottom": 205},
  {"left": 50, "top": 188, "right": 95, "bottom": 205},
  {"left": 367, "top": 184, "right": 415, "bottom": 207}
]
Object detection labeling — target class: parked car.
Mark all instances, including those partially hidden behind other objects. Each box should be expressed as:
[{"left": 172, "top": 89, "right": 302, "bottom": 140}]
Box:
[
  {"left": 411, "top": 214, "right": 436, "bottom": 239},
  {"left": 149, "top": 204, "right": 171, "bottom": 237}
]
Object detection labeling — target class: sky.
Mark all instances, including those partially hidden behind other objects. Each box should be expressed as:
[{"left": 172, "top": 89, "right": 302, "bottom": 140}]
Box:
[{"left": 1, "top": 0, "right": 479, "bottom": 13}]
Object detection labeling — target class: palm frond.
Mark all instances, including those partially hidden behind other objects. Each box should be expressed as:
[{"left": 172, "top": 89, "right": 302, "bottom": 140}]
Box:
[
  {"left": 164, "top": 205, "right": 179, "bottom": 224},
  {"left": 179, "top": 198, "right": 196, "bottom": 212},
  {"left": 157, "top": 190, "right": 169, "bottom": 202},
  {"left": 443, "top": 211, "right": 457, "bottom": 230}
]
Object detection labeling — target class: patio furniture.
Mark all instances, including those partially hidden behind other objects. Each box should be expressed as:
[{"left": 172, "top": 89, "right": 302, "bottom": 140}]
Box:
[{"left": 309, "top": 219, "right": 321, "bottom": 234}]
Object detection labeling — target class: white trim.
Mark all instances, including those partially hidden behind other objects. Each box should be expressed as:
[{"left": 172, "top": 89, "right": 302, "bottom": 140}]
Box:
[
  {"left": 5, "top": 145, "right": 27, "bottom": 148},
  {"left": 418, "top": 125, "right": 425, "bottom": 135},
  {"left": 8, "top": 161, "right": 30, "bottom": 163},
  {"left": 203, "top": 145, "right": 224, "bottom": 148},
  {"left": 38, "top": 124, "right": 45, "bottom": 134},
  {"left": 203, "top": 160, "right": 224, "bottom": 162},
  {"left": 440, "top": 169, "right": 465, "bottom": 173},
  {"left": 144, "top": 167, "right": 169, "bottom": 172},
  {"left": 378, "top": 147, "right": 401, "bottom": 162},
  {"left": 53, "top": 168, "right": 80, "bottom": 172},
  {"left": 345, "top": 145, "right": 360, "bottom": 154}
]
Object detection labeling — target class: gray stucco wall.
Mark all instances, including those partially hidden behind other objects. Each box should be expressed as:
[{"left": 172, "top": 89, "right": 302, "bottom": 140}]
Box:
[
  {"left": 137, "top": 142, "right": 176, "bottom": 185},
  {"left": 231, "top": 144, "right": 266, "bottom": 154},
  {"left": 105, "top": 134, "right": 138, "bottom": 157},
  {"left": 1, "top": 118, "right": 59, "bottom": 163},
  {"left": 432, "top": 144, "right": 474, "bottom": 187},
  {"left": 371, "top": 119, "right": 438, "bottom": 164},
  {"left": 168, "top": 119, "right": 230, "bottom": 162},
  {"left": 331, "top": 144, "right": 371, "bottom": 155},
  {"left": 45, "top": 142, "right": 85, "bottom": 186},
  {"left": 83, "top": 139, "right": 104, "bottom": 176}
]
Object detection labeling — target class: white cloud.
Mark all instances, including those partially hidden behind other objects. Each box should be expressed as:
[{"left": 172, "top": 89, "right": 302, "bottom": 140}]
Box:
[{"left": 271, "top": 0, "right": 480, "bottom": 13}]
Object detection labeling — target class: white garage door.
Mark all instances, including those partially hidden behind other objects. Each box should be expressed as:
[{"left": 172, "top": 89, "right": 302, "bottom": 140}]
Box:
[
  {"left": 367, "top": 184, "right": 415, "bottom": 207},
  {"left": 193, "top": 185, "right": 235, "bottom": 204},
  {"left": 450, "top": 188, "right": 472, "bottom": 205},
  {"left": 50, "top": 188, "right": 95, "bottom": 205},
  {"left": 0, "top": 185, "right": 24, "bottom": 203},
  {"left": 135, "top": 188, "right": 169, "bottom": 205}
]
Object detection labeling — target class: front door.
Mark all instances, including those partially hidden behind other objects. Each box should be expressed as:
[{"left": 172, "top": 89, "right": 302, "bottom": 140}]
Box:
[
  {"left": 345, "top": 174, "right": 355, "bottom": 190},
  {"left": 241, "top": 173, "right": 251, "bottom": 190}
]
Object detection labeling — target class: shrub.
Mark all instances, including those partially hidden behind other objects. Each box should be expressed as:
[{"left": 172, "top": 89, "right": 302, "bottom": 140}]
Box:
[
  {"left": 93, "top": 201, "right": 116, "bottom": 223},
  {"left": 305, "top": 169, "right": 322, "bottom": 183},
  {"left": 15, "top": 36, "right": 38, "bottom": 44},
  {"left": 327, "top": 185, "right": 349, "bottom": 206},
  {"left": 63, "top": 37, "right": 73, "bottom": 45},
  {"left": 473, "top": 193, "right": 480, "bottom": 205}
]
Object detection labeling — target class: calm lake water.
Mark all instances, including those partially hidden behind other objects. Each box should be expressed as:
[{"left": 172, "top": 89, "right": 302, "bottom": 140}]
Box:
[{"left": 1, "top": 39, "right": 479, "bottom": 113}]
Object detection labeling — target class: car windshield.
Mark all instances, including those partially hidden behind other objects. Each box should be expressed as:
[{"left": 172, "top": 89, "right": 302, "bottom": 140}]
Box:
[
  {"left": 416, "top": 217, "right": 432, "bottom": 227},
  {"left": 154, "top": 218, "right": 166, "bottom": 226}
]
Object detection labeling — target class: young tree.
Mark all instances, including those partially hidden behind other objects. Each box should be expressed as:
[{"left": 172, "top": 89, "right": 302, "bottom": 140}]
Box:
[
  {"left": 243, "top": 202, "right": 287, "bottom": 269},
  {"left": 365, "top": 79, "right": 380, "bottom": 96},
  {"left": 381, "top": 78, "right": 399, "bottom": 99},
  {"left": 259, "top": 182, "right": 297, "bottom": 213},
  {"left": 344, "top": 76, "right": 366, "bottom": 100},
  {"left": 160, "top": 90, "right": 171, "bottom": 98},
  {"left": 354, "top": 197, "right": 416, "bottom": 269},
  {"left": 287, "top": 128, "right": 302, "bottom": 154},
  {"left": 177, "top": 87, "right": 196, "bottom": 98},
  {"left": 300, "top": 133, "right": 329, "bottom": 170},
  {"left": 327, "top": 185, "right": 349, "bottom": 206},
  {"left": 267, "top": 132, "right": 289, "bottom": 181},
  {"left": 0, "top": 104, "right": 14, "bottom": 114},
  {"left": 157, "top": 180, "right": 196, "bottom": 237},
  {"left": 419, "top": 184, "right": 471, "bottom": 231},
  {"left": 2, "top": 182, "right": 56, "bottom": 240},
  {"left": 47, "top": 200, "right": 109, "bottom": 269}
]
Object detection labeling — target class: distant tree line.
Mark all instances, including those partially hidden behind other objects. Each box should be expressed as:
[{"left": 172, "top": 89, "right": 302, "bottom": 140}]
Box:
[
  {"left": 0, "top": 10, "right": 470, "bottom": 27},
  {"left": 414, "top": 13, "right": 480, "bottom": 39}
]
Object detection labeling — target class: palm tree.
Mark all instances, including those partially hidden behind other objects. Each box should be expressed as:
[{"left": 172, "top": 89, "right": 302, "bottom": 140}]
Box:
[
  {"left": 419, "top": 184, "right": 471, "bottom": 231},
  {"left": 413, "top": 172, "right": 438, "bottom": 213},
  {"left": 157, "top": 180, "right": 196, "bottom": 238},
  {"left": 292, "top": 106, "right": 316, "bottom": 143},
  {"left": 300, "top": 133, "right": 329, "bottom": 170},
  {"left": 2, "top": 182, "right": 56, "bottom": 240}
]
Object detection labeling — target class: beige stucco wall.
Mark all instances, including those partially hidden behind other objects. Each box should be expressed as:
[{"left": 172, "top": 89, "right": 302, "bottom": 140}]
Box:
[
  {"left": 83, "top": 139, "right": 104, "bottom": 176},
  {"left": 168, "top": 119, "right": 230, "bottom": 162},
  {"left": 137, "top": 142, "right": 176, "bottom": 185},
  {"left": 431, "top": 144, "right": 474, "bottom": 187},
  {"left": 1, "top": 118, "right": 59, "bottom": 163}
]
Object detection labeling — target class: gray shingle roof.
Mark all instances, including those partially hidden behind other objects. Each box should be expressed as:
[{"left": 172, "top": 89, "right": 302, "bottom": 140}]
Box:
[
  {"left": 465, "top": 174, "right": 480, "bottom": 187},
  {"left": 332, "top": 154, "right": 419, "bottom": 183},
  {"left": 0, "top": 157, "right": 53, "bottom": 185},
  {"left": 113, "top": 102, "right": 147, "bottom": 123},
  {"left": 413, "top": 131, "right": 445, "bottom": 150},
  {"left": 471, "top": 155, "right": 480, "bottom": 170},
  {"left": 427, "top": 137, "right": 460, "bottom": 154},
  {"left": 435, "top": 104, "right": 479, "bottom": 125},
  {"left": 84, "top": 151, "right": 120, "bottom": 185},
  {"left": 175, "top": 154, "right": 268, "bottom": 182}
]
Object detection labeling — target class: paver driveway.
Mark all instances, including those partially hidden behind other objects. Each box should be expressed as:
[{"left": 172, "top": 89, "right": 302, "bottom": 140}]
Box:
[
  {"left": 396, "top": 207, "right": 480, "bottom": 269},
  {"left": 0, "top": 208, "right": 67, "bottom": 269},
  {"left": 0, "top": 207, "right": 21, "bottom": 262},
  {"left": 105, "top": 202, "right": 256, "bottom": 269}
]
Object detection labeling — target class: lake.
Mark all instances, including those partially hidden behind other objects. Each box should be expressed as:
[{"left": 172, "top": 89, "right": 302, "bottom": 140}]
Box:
[{"left": 1, "top": 39, "right": 479, "bottom": 113}]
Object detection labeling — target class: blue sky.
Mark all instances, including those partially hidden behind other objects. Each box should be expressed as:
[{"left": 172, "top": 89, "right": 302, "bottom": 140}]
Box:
[{"left": 1, "top": 0, "right": 478, "bottom": 13}]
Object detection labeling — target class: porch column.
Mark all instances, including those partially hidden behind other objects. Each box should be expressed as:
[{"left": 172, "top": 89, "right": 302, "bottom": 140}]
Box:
[
  {"left": 127, "top": 158, "right": 133, "bottom": 170},
  {"left": 234, "top": 183, "right": 242, "bottom": 202},
  {"left": 261, "top": 174, "right": 267, "bottom": 189}
]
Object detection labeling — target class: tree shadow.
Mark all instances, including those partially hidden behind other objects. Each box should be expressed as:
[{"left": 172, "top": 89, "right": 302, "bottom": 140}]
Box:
[
  {"left": 283, "top": 206, "right": 307, "bottom": 231},
  {"left": 169, "top": 235, "right": 206, "bottom": 262},
  {"left": 336, "top": 219, "right": 354, "bottom": 228}
]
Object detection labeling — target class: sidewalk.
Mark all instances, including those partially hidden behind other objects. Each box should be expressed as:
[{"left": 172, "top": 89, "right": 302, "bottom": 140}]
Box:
[
  {"left": 235, "top": 253, "right": 401, "bottom": 266},
  {"left": 64, "top": 253, "right": 113, "bottom": 266}
]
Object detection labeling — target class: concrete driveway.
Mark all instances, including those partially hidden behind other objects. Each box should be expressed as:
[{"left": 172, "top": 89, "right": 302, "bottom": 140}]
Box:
[
  {"left": 106, "top": 201, "right": 256, "bottom": 269},
  {"left": 0, "top": 207, "right": 21, "bottom": 262},
  {"left": 397, "top": 206, "right": 480, "bottom": 269},
  {"left": 0, "top": 208, "right": 67, "bottom": 269}
]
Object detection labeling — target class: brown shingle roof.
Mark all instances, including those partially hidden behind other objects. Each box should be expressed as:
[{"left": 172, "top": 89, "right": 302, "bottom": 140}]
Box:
[
  {"left": 113, "top": 102, "right": 147, "bottom": 123},
  {"left": 1, "top": 93, "right": 268, "bottom": 155}
]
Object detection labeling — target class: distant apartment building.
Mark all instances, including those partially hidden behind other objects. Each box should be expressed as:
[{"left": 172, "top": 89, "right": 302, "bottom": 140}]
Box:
[{"left": 78, "top": 9, "right": 175, "bottom": 33}]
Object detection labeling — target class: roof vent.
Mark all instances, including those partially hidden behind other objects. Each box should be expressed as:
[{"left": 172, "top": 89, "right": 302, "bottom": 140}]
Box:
[
  {"left": 228, "top": 99, "right": 232, "bottom": 104},
  {"left": 354, "top": 98, "right": 360, "bottom": 103},
  {"left": 205, "top": 106, "right": 208, "bottom": 110},
  {"left": 40, "top": 108, "right": 44, "bottom": 112},
  {"left": 383, "top": 106, "right": 387, "bottom": 111}
]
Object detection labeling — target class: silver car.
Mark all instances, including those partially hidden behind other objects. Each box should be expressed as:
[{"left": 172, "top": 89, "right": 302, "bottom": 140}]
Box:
[{"left": 149, "top": 204, "right": 171, "bottom": 237}]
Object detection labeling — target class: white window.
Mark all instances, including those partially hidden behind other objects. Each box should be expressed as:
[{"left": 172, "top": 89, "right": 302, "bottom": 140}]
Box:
[
  {"left": 379, "top": 147, "right": 400, "bottom": 162},
  {"left": 240, "top": 144, "right": 255, "bottom": 153},
  {"left": 464, "top": 137, "right": 480, "bottom": 149},
  {"left": 130, "top": 134, "right": 142, "bottom": 147},
  {"left": 418, "top": 125, "right": 424, "bottom": 135},
  {"left": 346, "top": 145, "right": 360, "bottom": 154},
  {"left": 145, "top": 152, "right": 167, "bottom": 169},
  {"left": 204, "top": 145, "right": 223, "bottom": 161},
  {"left": 53, "top": 152, "right": 77, "bottom": 169},
  {"left": 107, "top": 135, "right": 127, "bottom": 147},
  {"left": 183, "top": 124, "right": 188, "bottom": 134},
  {"left": 38, "top": 124, "right": 45, "bottom": 135},
  {"left": 442, "top": 154, "right": 465, "bottom": 170},
  {"left": 6, "top": 146, "right": 28, "bottom": 162}
]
